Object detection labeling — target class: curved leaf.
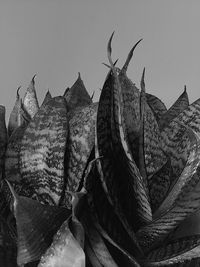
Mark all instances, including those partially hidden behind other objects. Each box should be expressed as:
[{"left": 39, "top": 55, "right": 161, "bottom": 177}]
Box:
[
  {"left": 6, "top": 181, "right": 70, "bottom": 266},
  {"left": 136, "top": 129, "right": 200, "bottom": 252}
]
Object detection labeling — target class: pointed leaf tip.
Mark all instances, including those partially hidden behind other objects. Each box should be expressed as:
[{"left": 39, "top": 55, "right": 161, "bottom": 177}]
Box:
[
  {"left": 121, "top": 38, "right": 143, "bottom": 73},
  {"left": 32, "top": 74, "right": 37, "bottom": 84},
  {"left": 17, "top": 86, "right": 21, "bottom": 98},
  {"left": 141, "top": 67, "right": 146, "bottom": 92},
  {"left": 107, "top": 31, "right": 115, "bottom": 66},
  {"left": 184, "top": 85, "right": 187, "bottom": 92},
  {"left": 78, "top": 72, "right": 81, "bottom": 78}
]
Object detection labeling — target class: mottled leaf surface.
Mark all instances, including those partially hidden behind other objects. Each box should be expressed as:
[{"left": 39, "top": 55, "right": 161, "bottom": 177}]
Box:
[
  {"left": 19, "top": 96, "right": 68, "bottom": 205},
  {"left": 159, "top": 88, "right": 189, "bottom": 130},
  {"left": 61, "top": 103, "right": 97, "bottom": 208},
  {"left": 146, "top": 93, "right": 167, "bottom": 122},
  {"left": 64, "top": 73, "right": 92, "bottom": 110},
  {"left": 136, "top": 129, "right": 200, "bottom": 252},
  {"left": 23, "top": 75, "right": 39, "bottom": 119}
]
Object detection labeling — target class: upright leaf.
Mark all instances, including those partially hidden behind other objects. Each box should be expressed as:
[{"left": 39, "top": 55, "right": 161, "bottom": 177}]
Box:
[
  {"left": 146, "top": 93, "right": 167, "bottom": 122},
  {"left": 19, "top": 96, "right": 68, "bottom": 205},
  {"left": 23, "top": 75, "right": 39, "bottom": 118},
  {"left": 61, "top": 103, "right": 97, "bottom": 208},
  {"left": 41, "top": 90, "right": 52, "bottom": 107},
  {"left": 64, "top": 73, "right": 92, "bottom": 109},
  {"left": 0, "top": 106, "right": 7, "bottom": 181},
  {"left": 8, "top": 87, "right": 21, "bottom": 137},
  {"left": 159, "top": 86, "right": 189, "bottom": 130}
]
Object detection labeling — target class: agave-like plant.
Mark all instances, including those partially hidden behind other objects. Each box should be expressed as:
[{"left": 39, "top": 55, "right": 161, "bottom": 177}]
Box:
[{"left": 1, "top": 33, "right": 200, "bottom": 267}]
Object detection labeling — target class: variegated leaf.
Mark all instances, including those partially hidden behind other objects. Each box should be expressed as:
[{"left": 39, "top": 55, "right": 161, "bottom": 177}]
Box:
[
  {"left": 8, "top": 87, "right": 21, "bottom": 137},
  {"left": 159, "top": 87, "right": 189, "bottom": 130},
  {"left": 5, "top": 181, "right": 71, "bottom": 266},
  {"left": 146, "top": 93, "right": 167, "bottom": 122},
  {"left": 136, "top": 129, "right": 200, "bottom": 252},
  {"left": 142, "top": 234, "right": 200, "bottom": 266},
  {"left": 84, "top": 160, "right": 143, "bottom": 258},
  {"left": 41, "top": 90, "right": 52, "bottom": 107},
  {"left": 23, "top": 75, "right": 39, "bottom": 118},
  {"left": 64, "top": 73, "right": 92, "bottom": 109},
  {"left": 149, "top": 159, "right": 172, "bottom": 213},
  {"left": 19, "top": 96, "right": 68, "bottom": 205},
  {"left": 61, "top": 103, "right": 97, "bottom": 208}
]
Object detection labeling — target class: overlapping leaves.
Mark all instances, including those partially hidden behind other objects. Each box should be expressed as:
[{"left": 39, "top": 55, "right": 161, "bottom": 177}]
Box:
[{"left": 1, "top": 35, "right": 200, "bottom": 267}]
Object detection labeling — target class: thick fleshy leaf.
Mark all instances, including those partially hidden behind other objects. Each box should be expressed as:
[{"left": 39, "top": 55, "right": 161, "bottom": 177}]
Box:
[
  {"left": 8, "top": 87, "right": 21, "bottom": 137},
  {"left": 41, "top": 90, "right": 52, "bottom": 107},
  {"left": 107, "top": 35, "right": 152, "bottom": 226},
  {"left": 84, "top": 160, "right": 143, "bottom": 258},
  {"left": 38, "top": 218, "right": 85, "bottom": 267},
  {"left": 146, "top": 93, "right": 167, "bottom": 122},
  {"left": 159, "top": 87, "right": 189, "bottom": 130},
  {"left": 5, "top": 123, "right": 28, "bottom": 192},
  {"left": 142, "top": 234, "right": 200, "bottom": 266},
  {"left": 6, "top": 181, "right": 71, "bottom": 266},
  {"left": 149, "top": 159, "right": 172, "bottom": 213},
  {"left": 38, "top": 192, "right": 85, "bottom": 267},
  {"left": 96, "top": 67, "right": 149, "bottom": 235},
  {"left": 61, "top": 103, "right": 97, "bottom": 208},
  {"left": 64, "top": 73, "right": 92, "bottom": 109},
  {"left": 136, "top": 128, "right": 200, "bottom": 252},
  {"left": 19, "top": 96, "right": 68, "bottom": 205},
  {"left": 23, "top": 75, "right": 39, "bottom": 118}
]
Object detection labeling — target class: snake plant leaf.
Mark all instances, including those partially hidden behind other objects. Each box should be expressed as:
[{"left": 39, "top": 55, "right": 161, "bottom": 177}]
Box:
[
  {"left": 5, "top": 119, "right": 30, "bottom": 193},
  {"left": 8, "top": 87, "right": 21, "bottom": 137},
  {"left": 81, "top": 198, "right": 118, "bottom": 267},
  {"left": 19, "top": 96, "right": 68, "bottom": 205},
  {"left": 38, "top": 192, "right": 85, "bottom": 267},
  {"left": 142, "top": 234, "right": 200, "bottom": 266},
  {"left": 41, "top": 90, "right": 52, "bottom": 107},
  {"left": 23, "top": 75, "right": 39, "bottom": 119},
  {"left": 5, "top": 181, "right": 71, "bottom": 266},
  {"left": 61, "top": 102, "right": 97, "bottom": 208},
  {"left": 88, "top": 211, "right": 141, "bottom": 267},
  {"left": 64, "top": 72, "right": 92, "bottom": 110},
  {"left": 159, "top": 86, "right": 189, "bottom": 130},
  {"left": 38, "top": 219, "right": 85, "bottom": 267},
  {"left": 136, "top": 128, "right": 200, "bottom": 253},
  {"left": 84, "top": 160, "right": 143, "bottom": 258},
  {"left": 107, "top": 34, "right": 152, "bottom": 227},
  {"left": 149, "top": 159, "right": 172, "bottom": 213},
  {"left": 145, "top": 93, "right": 167, "bottom": 123},
  {"left": 96, "top": 65, "right": 149, "bottom": 235}
]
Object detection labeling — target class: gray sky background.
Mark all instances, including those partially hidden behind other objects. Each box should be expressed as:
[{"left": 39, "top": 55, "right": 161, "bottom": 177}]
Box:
[{"left": 1, "top": 0, "right": 200, "bottom": 120}]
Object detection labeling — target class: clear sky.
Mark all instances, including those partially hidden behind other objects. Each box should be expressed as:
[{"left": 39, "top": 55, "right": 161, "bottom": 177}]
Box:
[{"left": 1, "top": 0, "right": 200, "bottom": 120}]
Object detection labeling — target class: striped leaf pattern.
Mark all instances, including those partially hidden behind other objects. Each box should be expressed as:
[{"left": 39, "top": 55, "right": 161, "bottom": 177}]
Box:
[
  {"left": 146, "top": 93, "right": 167, "bottom": 122},
  {"left": 8, "top": 87, "right": 21, "bottom": 137},
  {"left": 23, "top": 75, "right": 39, "bottom": 119},
  {"left": 136, "top": 129, "right": 200, "bottom": 252},
  {"left": 159, "top": 87, "right": 189, "bottom": 130},
  {"left": 61, "top": 103, "right": 97, "bottom": 208},
  {"left": 19, "top": 96, "right": 68, "bottom": 205},
  {"left": 64, "top": 72, "right": 92, "bottom": 110}
]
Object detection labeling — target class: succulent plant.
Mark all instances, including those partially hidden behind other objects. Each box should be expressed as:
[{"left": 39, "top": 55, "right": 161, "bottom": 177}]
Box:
[{"left": 1, "top": 33, "right": 200, "bottom": 266}]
